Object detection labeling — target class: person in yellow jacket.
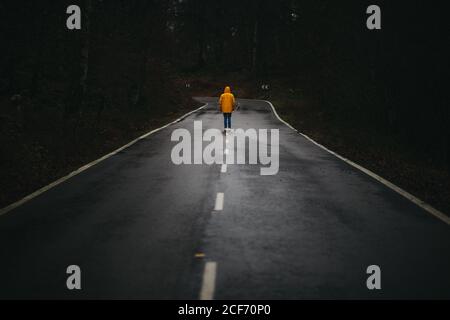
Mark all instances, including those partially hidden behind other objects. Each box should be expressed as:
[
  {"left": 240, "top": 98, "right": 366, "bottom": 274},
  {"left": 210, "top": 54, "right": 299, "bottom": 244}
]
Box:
[{"left": 219, "top": 86, "right": 236, "bottom": 133}]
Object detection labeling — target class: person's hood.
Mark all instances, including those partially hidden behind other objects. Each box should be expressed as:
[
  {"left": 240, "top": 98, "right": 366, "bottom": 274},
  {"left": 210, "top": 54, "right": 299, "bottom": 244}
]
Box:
[{"left": 224, "top": 86, "right": 231, "bottom": 93}]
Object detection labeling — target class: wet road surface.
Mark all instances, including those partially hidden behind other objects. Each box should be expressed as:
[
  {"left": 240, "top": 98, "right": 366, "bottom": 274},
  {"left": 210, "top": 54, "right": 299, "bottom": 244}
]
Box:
[{"left": 0, "top": 98, "right": 449, "bottom": 299}]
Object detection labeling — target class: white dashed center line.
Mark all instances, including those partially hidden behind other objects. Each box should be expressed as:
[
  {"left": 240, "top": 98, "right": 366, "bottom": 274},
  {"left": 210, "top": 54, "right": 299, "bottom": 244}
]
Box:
[
  {"left": 199, "top": 128, "right": 231, "bottom": 300},
  {"left": 214, "top": 192, "right": 224, "bottom": 211},
  {"left": 199, "top": 261, "right": 217, "bottom": 300}
]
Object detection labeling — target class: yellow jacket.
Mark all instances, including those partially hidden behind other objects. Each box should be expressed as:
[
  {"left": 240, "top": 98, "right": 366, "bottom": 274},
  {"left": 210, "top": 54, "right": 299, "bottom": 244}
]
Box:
[{"left": 219, "top": 86, "right": 235, "bottom": 113}]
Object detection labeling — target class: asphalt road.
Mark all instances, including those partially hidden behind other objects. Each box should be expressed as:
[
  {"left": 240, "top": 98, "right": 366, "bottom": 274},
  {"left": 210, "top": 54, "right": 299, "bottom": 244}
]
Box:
[{"left": 0, "top": 98, "right": 449, "bottom": 299}]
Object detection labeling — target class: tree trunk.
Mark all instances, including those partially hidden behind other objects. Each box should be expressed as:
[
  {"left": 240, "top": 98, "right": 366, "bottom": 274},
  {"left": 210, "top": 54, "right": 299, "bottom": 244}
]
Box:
[
  {"left": 196, "top": 0, "right": 206, "bottom": 69},
  {"left": 30, "top": 4, "right": 46, "bottom": 98},
  {"left": 63, "top": 0, "right": 93, "bottom": 141},
  {"left": 251, "top": 19, "right": 259, "bottom": 74},
  {"left": 78, "top": 0, "right": 92, "bottom": 115}
]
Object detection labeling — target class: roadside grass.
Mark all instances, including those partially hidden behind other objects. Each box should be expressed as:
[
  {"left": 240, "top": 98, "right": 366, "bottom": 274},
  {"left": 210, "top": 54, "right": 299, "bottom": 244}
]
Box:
[
  {"left": 270, "top": 91, "right": 450, "bottom": 216},
  {"left": 0, "top": 90, "right": 201, "bottom": 209}
]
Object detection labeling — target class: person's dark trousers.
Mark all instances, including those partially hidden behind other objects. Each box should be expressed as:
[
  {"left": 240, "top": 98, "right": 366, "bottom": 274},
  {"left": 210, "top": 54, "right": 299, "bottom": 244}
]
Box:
[{"left": 223, "top": 113, "right": 232, "bottom": 128}]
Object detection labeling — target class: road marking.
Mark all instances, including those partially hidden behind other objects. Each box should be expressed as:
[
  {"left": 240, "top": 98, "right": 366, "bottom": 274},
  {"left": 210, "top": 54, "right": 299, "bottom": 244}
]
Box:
[
  {"left": 224, "top": 148, "right": 229, "bottom": 155},
  {"left": 199, "top": 261, "right": 217, "bottom": 300},
  {"left": 260, "top": 99, "right": 450, "bottom": 226},
  {"left": 214, "top": 193, "right": 224, "bottom": 211},
  {"left": 0, "top": 103, "right": 209, "bottom": 217},
  {"left": 221, "top": 164, "right": 227, "bottom": 173}
]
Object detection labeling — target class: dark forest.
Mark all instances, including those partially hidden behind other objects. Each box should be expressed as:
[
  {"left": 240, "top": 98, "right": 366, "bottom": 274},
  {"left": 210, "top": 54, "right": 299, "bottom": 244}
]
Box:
[{"left": 1, "top": 0, "right": 449, "bottom": 212}]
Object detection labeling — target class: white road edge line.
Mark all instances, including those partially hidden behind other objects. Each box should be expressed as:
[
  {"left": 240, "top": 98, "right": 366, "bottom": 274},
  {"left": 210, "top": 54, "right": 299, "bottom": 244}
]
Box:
[
  {"left": 221, "top": 164, "right": 227, "bottom": 173},
  {"left": 199, "top": 261, "right": 217, "bottom": 300},
  {"left": 0, "top": 103, "right": 209, "bottom": 217},
  {"left": 214, "top": 192, "right": 224, "bottom": 211},
  {"left": 257, "top": 99, "right": 450, "bottom": 226}
]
